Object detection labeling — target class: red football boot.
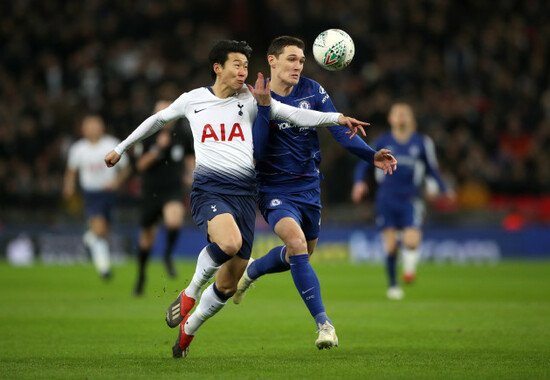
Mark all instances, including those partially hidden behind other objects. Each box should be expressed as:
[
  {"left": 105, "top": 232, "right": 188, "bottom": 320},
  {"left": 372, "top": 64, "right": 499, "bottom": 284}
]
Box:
[
  {"left": 166, "top": 290, "right": 196, "bottom": 328},
  {"left": 172, "top": 315, "right": 195, "bottom": 358}
]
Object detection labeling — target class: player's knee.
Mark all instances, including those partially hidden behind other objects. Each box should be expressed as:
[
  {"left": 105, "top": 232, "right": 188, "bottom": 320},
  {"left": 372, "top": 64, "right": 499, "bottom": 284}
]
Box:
[
  {"left": 90, "top": 218, "right": 109, "bottom": 238},
  {"left": 217, "top": 235, "right": 242, "bottom": 256},
  {"left": 214, "top": 282, "right": 237, "bottom": 298},
  {"left": 284, "top": 236, "right": 307, "bottom": 256}
]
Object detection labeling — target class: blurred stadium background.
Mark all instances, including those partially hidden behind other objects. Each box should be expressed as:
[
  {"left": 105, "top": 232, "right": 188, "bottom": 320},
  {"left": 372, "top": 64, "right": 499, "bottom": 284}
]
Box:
[{"left": 1, "top": 0, "right": 550, "bottom": 264}]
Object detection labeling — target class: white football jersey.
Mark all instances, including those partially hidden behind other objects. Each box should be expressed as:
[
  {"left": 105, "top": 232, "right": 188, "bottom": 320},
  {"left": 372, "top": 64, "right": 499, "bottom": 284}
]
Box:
[
  {"left": 68, "top": 135, "right": 129, "bottom": 191},
  {"left": 115, "top": 86, "right": 340, "bottom": 195}
]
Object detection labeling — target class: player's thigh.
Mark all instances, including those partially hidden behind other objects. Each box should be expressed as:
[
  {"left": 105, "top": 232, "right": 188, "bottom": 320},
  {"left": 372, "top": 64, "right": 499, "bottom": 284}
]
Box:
[
  {"left": 163, "top": 200, "right": 184, "bottom": 229},
  {"left": 139, "top": 226, "right": 157, "bottom": 249},
  {"left": 381, "top": 228, "right": 399, "bottom": 255},
  {"left": 402, "top": 227, "right": 422, "bottom": 249},
  {"left": 214, "top": 255, "right": 249, "bottom": 295},
  {"left": 207, "top": 213, "right": 242, "bottom": 255},
  {"left": 274, "top": 217, "right": 307, "bottom": 255}
]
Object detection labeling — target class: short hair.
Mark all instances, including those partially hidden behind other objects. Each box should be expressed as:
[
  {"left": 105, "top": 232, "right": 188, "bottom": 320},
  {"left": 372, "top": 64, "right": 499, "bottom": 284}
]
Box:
[
  {"left": 208, "top": 40, "right": 253, "bottom": 80},
  {"left": 267, "top": 36, "right": 305, "bottom": 57}
]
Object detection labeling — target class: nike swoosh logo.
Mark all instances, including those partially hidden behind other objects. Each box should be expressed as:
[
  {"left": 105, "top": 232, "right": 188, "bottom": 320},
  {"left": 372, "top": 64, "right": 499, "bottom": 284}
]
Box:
[
  {"left": 301, "top": 287, "right": 314, "bottom": 295},
  {"left": 194, "top": 108, "right": 207, "bottom": 113}
]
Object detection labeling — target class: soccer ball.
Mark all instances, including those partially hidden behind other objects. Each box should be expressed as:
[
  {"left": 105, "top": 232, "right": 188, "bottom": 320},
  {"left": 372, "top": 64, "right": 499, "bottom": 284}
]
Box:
[{"left": 313, "top": 29, "right": 355, "bottom": 71}]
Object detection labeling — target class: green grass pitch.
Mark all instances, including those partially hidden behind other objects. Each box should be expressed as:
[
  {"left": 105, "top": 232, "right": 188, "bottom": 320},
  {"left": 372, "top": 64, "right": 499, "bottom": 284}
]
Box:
[{"left": 0, "top": 260, "right": 549, "bottom": 379}]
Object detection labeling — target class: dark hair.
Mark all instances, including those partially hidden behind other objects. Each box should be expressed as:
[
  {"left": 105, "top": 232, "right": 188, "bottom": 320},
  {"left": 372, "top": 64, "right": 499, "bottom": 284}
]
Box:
[
  {"left": 208, "top": 40, "right": 253, "bottom": 79},
  {"left": 267, "top": 36, "right": 305, "bottom": 57}
]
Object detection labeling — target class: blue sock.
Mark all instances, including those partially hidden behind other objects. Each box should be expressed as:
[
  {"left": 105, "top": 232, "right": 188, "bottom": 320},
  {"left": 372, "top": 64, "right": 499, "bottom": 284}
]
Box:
[
  {"left": 247, "top": 245, "right": 290, "bottom": 280},
  {"left": 289, "top": 254, "right": 331, "bottom": 326},
  {"left": 386, "top": 255, "right": 397, "bottom": 287}
]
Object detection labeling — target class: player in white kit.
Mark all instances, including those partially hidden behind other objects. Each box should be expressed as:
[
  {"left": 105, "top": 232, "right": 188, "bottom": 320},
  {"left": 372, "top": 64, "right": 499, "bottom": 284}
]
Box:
[
  {"left": 104, "top": 40, "right": 368, "bottom": 358},
  {"left": 63, "top": 115, "right": 130, "bottom": 279}
]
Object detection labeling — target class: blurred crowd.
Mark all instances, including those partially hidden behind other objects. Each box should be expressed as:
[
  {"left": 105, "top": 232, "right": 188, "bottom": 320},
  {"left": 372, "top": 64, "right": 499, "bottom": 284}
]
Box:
[{"left": 1, "top": 0, "right": 550, "bottom": 222}]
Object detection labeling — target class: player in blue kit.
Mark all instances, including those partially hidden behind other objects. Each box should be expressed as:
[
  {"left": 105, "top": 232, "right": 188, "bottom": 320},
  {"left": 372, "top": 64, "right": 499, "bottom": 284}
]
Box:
[
  {"left": 105, "top": 40, "right": 371, "bottom": 358},
  {"left": 351, "top": 103, "right": 454, "bottom": 299},
  {"left": 232, "top": 36, "right": 397, "bottom": 349}
]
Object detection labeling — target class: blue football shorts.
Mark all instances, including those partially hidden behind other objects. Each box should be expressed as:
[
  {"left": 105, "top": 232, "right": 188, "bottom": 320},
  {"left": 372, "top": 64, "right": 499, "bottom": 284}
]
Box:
[
  {"left": 83, "top": 190, "right": 116, "bottom": 222},
  {"left": 258, "top": 188, "right": 322, "bottom": 241},
  {"left": 190, "top": 188, "right": 256, "bottom": 260},
  {"left": 375, "top": 196, "right": 424, "bottom": 230}
]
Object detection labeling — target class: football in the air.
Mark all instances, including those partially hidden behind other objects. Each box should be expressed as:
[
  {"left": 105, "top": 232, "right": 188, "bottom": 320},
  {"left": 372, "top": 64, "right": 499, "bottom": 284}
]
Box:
[{"left": 313, "top": 29, "right": 355, "bottom": 71}]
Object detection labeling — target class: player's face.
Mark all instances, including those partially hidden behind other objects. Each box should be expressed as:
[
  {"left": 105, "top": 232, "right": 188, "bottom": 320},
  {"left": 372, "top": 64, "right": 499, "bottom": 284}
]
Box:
[
  {"left": 82, "top": 116, "right": 104, "bottom": 142},
  {"left": 389, "top": 104, "right": 415, "bottom": 132},
  {"left": 269, "top": 45, "right": 305, "bottom": 87},
  {"left": 216, "top": 52, "right": 249, "bottom": 91}
]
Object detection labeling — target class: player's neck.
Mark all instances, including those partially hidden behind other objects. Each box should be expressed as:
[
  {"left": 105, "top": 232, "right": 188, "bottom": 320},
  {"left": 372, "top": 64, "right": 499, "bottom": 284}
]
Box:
[
  {"left": 270, "top": 78, "right": 294, "bottom": 97},
  {"left": 393, "top": 129, "right": 411, "bottom": 143},
  {"left": 211, "top": 82, "right": 237, "bottom": 99}
]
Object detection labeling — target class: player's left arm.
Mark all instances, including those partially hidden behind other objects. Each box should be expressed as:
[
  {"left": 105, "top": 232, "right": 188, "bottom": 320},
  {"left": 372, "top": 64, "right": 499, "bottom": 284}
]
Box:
[
  {"left": 422, "top": 135, "right": 454, "bottom": 198},
  {"left": 325, "top": 107, "right": 396, "bottom": 174}
]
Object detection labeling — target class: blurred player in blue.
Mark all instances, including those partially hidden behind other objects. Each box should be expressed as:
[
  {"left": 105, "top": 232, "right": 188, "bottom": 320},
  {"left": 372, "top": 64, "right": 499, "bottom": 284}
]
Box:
[
  {"left": 351, "top": 103, "right": 455, "bottom": 299},
  {"left": 232, "top": 36, "right": 397, "bottom": 349}
]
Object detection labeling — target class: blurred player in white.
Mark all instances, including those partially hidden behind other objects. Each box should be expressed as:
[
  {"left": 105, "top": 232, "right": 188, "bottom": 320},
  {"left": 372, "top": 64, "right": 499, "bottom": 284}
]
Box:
[
  {"left": 352, "top": 103, "right": 455, "bottom": 299},
  {"left": 104, "top": 40, "right": 369, "bottom": 358},
  {"left": 63, "top": 115, "right": 130, "bottom": 279},
  {"left": 231, "top": 36, "right": 397, "bottom": 350}
]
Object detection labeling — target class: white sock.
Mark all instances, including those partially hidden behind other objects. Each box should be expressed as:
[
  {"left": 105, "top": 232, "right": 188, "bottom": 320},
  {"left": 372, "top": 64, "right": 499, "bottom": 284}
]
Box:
[
  {"left": 185, "top": 246, "right": 221, "bottom": 299},
  {"left": 184, "top": 283, "right": 227, "bottom": 335},
  {"left": 91, "top": 236, "right": 110, "bottom": 275},
  {"left": 402, "top": 247, "right": 419, "bottom": 274}
]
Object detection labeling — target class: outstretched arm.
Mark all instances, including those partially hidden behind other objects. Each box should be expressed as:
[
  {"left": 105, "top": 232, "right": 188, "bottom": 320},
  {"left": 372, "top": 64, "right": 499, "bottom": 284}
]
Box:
[
  {"left": 248, "top": 72, "right": 367, "bottom": 137},
  {"left": 105, "top": 99, "right": 187, "bottom": 167}
]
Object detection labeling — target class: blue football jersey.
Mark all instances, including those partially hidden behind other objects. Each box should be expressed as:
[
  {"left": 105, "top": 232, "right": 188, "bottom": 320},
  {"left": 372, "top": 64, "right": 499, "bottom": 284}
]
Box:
[
  {"left": 256, "top": 76, "right": 375, "bottom": 193},
  {"left": 355, "top": 132, "right": 448, "bottom": 200}
]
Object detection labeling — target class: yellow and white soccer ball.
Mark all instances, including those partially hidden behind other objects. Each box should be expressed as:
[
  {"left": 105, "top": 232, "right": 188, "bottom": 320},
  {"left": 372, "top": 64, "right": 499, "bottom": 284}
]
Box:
[{"left": 313, "top": 29, "right": 355, "bottom": 71}]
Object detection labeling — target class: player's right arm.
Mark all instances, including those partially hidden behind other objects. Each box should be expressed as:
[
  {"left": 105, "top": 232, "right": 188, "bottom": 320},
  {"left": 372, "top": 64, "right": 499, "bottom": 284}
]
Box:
[
  {"left": 63, "top": 143, "right": 80, "bottom": 198},
  {"left": 351, "top": 160, "right": 371, "bottom": 204},
  {"left": 105, "top": 95, "right": 189, "bottom": 168}
]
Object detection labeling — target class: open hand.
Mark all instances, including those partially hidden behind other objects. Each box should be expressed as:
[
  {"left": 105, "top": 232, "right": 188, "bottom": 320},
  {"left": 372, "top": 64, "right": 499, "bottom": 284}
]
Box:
[
  {"left": 247, "top": 72, "right": 271, "bottom": 106},
  {"left": 337, "top": 115, "right": 369, "bottom": 139},
  {"left": 374, "top": 148, "right": 397, "bottom": 175}
]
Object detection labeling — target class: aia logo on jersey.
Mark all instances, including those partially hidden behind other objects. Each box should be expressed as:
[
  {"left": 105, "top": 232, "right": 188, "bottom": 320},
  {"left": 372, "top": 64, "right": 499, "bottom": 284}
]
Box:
[{"left": 201, "top": 123, "right": 245, "bottom": 142}]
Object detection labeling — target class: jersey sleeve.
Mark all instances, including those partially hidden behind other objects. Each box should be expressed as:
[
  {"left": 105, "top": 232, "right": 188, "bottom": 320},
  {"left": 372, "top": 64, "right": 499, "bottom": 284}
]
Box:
[
  {"left": 352, "top": 136, "right": 383, "bottom": 182},
  {"left": 67, "top": 142, "right": 81, "bottom": 170},
  {"left": 312, "top": 82, "right": 377, "bottom": 164},
  {"left": 252, "top": 104, "right": 271, "bottom": 160},
  {"left": 328, "top": 127, "right": 376, "bottom": 164},
  {"left": 422, "top": 135, "right": 448, "bottom": 193},
  {"left": 114, "top": 93, "right": 190, "bottom": 155},
  {"left": 269, "top": 99, "right": 341, "bottom": 127}
]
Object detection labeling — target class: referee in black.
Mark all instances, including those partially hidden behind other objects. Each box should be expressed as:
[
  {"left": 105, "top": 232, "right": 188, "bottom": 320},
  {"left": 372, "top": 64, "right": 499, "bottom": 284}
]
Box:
[{"left": 133, "top": 100, "right": 195, "bottom": 296}]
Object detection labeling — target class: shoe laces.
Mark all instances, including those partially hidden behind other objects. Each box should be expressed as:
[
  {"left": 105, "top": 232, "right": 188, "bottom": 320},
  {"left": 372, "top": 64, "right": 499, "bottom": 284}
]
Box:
[{"left": 317, "top": 321, "right": 333, "bottom": 334}]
